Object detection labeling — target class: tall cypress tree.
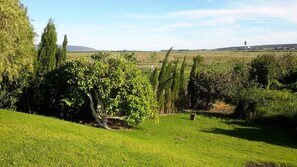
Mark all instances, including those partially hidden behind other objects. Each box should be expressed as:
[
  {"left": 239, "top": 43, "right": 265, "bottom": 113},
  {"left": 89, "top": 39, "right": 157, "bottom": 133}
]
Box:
[
  {"left": 188, "top": 55, "right": 204, "bottom": 108},
  {"left": 157, "top": 48, "right": 172, "bottom": 114},
  {"left": 37, "top": 19, "right": 57, "bottom": 75},
  {"left": 164, "top": 61, "right": 173, "bottom": 114},
  {"left": 171, "top": 60, "right": 180, "bottom": 113},
  {"left": 150, "top": 68, "right": 159, "bottom": 92},
  {"left": 177, "top": 56, "right": 187, "bottom": 111},
  {"left": 62, "top": 35, "right": 68, "bottom": 62},
  {"left": 56, "top": 34, "right": 68, "bottom": 68}
]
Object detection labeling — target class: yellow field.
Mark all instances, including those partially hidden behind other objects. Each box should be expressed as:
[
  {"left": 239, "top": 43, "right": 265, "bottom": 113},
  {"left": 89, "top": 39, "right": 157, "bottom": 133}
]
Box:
[{"left": 67, "top": 50, "right": 294, "bottom": 71}]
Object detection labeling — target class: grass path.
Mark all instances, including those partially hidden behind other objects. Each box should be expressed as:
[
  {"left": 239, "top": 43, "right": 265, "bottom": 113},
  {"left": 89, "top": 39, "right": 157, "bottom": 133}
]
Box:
[{"left": 0, "top": 109, "right": 296, "bottom": 166}]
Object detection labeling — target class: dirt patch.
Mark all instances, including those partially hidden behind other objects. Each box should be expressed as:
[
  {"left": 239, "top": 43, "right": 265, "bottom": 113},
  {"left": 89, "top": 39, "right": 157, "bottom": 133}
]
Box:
[
  {"left": 246, "top": 162, "right": 291, "bottom": 167},
  {"left": 107, "top": 117, "right": 131, "bottom": 130}
]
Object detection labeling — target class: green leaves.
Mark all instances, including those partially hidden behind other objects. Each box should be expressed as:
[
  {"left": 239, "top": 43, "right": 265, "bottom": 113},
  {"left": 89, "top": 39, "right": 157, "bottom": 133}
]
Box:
[
  {"left": 0, "top": 0, "right": 36, "bottom": 81},
  {"left": 37, "top": 19, "right": 57, "bottom": 75},
  {"left": 64, "top": 58, "right": 158, "bottom": 126}
]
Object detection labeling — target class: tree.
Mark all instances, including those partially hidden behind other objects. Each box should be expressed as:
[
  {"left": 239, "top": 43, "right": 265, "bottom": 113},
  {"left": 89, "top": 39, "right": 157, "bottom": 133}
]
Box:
[
  {"left": 56, "top": 35, "right": 68, "bottom": 67},
  {"left": 177, "top": 56, "right": 187, "bottom": 111},
  {"left": 0, "top": 0, "right": 35, "bottom": 81},
  {"left": 188, "top": 55, "right": 204, "bottom": 108},
  {"left": 150, "top": 68, "right": 159, "bottom": 92},
  {"left": 0, "top": 0, "right": 36, "bottom": 108},
  {"left": 66, "top": 58, "right": 157, "bottom": 128},
  {"left": 152, "top": 48, "right": 185, "bottom": 114},
  {"left": 37, "top": 19, "right": 57, "bottom": 75},
  {"left": 62, "top": 34, "right": 68, "bottom": 62}
]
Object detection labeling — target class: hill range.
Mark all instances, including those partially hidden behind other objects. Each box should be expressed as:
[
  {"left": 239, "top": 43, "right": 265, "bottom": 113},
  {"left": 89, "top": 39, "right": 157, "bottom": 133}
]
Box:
[{"left": 35, "top": 45, "right": 97, "bottom": 52}]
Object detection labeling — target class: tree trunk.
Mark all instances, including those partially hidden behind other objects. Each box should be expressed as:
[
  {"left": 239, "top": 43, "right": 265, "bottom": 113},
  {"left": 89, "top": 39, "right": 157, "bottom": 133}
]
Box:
[
  {"left": 24, "top": 88, "right": 32, "bottom": 114},
  {"left": 86, "top": 92, "right": 110, "bottom": 129}
]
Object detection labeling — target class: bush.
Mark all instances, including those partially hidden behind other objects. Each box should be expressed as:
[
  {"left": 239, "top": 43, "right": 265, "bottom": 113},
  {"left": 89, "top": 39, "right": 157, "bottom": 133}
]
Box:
[
  {"left": 27, "top": 61, "right": 92, "bottom": 121},
  {"left": 250, "top": 54, "right": 278, "bottom": 88},
  {"left": 234, "top": 88, "right": 297, "bottom": 129},
  {"left": 188, "top": 71, "right": 232, "bottom": 110},
  {"left": 0, "top": 76, "right": 28, "bottom": 109},
  {"left": 250, "top": 53, "right": 297, "bottom": 90}
]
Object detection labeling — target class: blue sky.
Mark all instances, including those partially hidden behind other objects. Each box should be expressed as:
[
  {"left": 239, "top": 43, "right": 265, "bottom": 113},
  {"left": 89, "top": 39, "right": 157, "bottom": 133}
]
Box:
[{"left": 21, "top": 0, "right": 297, "bottom": 51}]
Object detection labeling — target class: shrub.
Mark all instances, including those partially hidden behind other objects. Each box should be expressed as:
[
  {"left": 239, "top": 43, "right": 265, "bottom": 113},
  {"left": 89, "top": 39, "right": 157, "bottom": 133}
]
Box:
[
  {"left": 188, "top": 71, "right": 232, "bottom": 110},
  {"left": 250, "top": 54, "right": 278, "bottom": 88},
  {"left": 234, "top": 88, "right": 297, "bottom": 129}
]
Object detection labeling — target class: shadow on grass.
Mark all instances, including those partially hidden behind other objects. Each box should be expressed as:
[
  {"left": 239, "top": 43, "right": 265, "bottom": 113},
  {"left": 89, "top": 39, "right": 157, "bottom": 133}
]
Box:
[
  {"left": 202, "top": 125, "right": 297, "bottom": 149},
  {"left": 196, "top": 111, "right": 233, "bottom": 119}
]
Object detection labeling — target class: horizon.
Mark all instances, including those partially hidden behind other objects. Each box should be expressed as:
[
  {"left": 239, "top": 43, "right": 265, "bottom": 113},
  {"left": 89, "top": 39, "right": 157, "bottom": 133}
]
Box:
[{"left": 22, "top": 0, "right": 297, "bottom": 51}]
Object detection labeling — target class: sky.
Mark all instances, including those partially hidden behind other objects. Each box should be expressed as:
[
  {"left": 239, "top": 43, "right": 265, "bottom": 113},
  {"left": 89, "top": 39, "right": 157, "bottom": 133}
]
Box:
[{"left": 21, "top": 0, "right": 297, "bottom": 51}]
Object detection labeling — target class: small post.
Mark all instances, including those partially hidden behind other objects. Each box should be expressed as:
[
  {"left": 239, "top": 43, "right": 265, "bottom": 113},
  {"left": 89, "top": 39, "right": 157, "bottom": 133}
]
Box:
[{"left": 190, "top": 113, "right": 196, "bottom": 121}]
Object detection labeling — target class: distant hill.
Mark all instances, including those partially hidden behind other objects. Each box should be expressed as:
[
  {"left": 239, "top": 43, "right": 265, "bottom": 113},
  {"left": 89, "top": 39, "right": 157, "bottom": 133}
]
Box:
[
  {"left": 35, "top": 45, "right": 97, "bottom": 52},
  {"left": 214, "top": 43, "right": 297, "bottom": 51}
]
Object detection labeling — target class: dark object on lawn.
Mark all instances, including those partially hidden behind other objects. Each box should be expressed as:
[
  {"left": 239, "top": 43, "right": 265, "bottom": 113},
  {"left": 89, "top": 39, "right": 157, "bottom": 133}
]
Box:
[{"left": 190, "top": 113, "right": 196, "bottom": 121}]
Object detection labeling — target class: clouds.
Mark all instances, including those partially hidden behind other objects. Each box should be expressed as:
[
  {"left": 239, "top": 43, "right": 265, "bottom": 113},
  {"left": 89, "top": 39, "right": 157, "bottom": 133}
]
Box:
[
  {"left": 171, "top": 2, "right": 297, "bottom": 23},
  {"left": 26, "top": 0, "right": 297, "bottom": 50},
  {"left": 113, "top": 0, "right": 297, "bottom": 49}
]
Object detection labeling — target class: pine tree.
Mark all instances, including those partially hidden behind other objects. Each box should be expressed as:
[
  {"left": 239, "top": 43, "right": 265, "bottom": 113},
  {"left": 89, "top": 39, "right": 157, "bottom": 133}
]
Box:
[{"left": 37, "top": 19, "right": 57, "bottom": 75}]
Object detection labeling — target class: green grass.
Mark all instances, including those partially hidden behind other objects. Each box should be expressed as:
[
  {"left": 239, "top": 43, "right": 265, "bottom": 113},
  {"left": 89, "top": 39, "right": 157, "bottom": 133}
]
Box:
[{"left": 1, "top": 109, "right": 296, "bottom": 166}]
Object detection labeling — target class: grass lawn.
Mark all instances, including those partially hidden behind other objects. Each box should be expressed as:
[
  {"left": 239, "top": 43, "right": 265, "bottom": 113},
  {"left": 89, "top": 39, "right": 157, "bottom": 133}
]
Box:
[{"left": 0, "top": 109, "right": 296, "bottom": 166}]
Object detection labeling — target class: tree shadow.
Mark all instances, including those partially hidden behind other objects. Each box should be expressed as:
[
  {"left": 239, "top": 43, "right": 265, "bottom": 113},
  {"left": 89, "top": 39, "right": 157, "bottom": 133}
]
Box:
[
  {"left": 196, "top": 111, "right": 233, "bottom": 119},
  {"left": 202, "top": 125, "right": 297, "bottom": 149}
]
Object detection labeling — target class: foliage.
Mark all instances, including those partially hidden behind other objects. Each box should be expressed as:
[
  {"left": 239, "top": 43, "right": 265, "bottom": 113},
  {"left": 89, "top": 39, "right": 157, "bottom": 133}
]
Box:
[
  {"left": 150, "top": 68, "right": 159, "bottom": 92},
  {"left": 90, "top": 52, "right": 111, "bottom": 62},
  {"left": 188, "top": 55, "right": 204, "bottom": 109},
  {"left": 225, "top": 60, "right": 253, "bottom": 104},
  {"left": 64, "top": 58, "right": 157, "bottom": 127},
  {"left": 25, "top": 61, "right": 91, "bottom": 121},
  {"left": 177, "top": 56, "right": 187, "bottom": 111},
  {"left": 153, "top": 48, "right": 184, "bottom": 114},
  {"left": 0, "top": 0, "right": 36, "bottom": 81},
  {"left": 62, "top": 34, "right": 68, "bottom": 61},
  {"left": 249, "top": 53, "right": 297, "bottom": 89},
  {"left": 190, "top": 55, "right": 204, "bottom": 77},
  {"left": 1, "top": 109, "right": 297, "bottom": 166},
  {"left": 0, "top": 0, "right": 36, "bottom": 109},
  {"left": 188, "top": 71, "right": 232, "bottom": 110},
  {"left": 122, "top": 51, "right": 136, "bottom": 63},
  {"left": 55, "top": 48, "right": 63, "bottom": 68},
  {"left": 0, "top": 76, "right": 28, "bottom": 109},
  {"left": 234, "top": 88, "right": 297, "bottom": 129},
  {"left": 37, "top": 19, "right": 57, "bottom": 75},
  {"left": 56, "top": 35, "right": 68, "bottom": 67}
]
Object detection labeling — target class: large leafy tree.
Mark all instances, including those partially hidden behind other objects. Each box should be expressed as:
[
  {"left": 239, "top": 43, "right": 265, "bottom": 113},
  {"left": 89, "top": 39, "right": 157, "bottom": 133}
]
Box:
[
  {"left": 0, "top": 0, "right": 36, "bottom": 108},
  {"left": 65, "top": 57, "right": 158, "bottom": 128},
  {"left": 0, "top": 0, "right": 35, "bottom": 80},
  {"left": 37, "top": 19, "right": 57, "bottom": 75}
]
